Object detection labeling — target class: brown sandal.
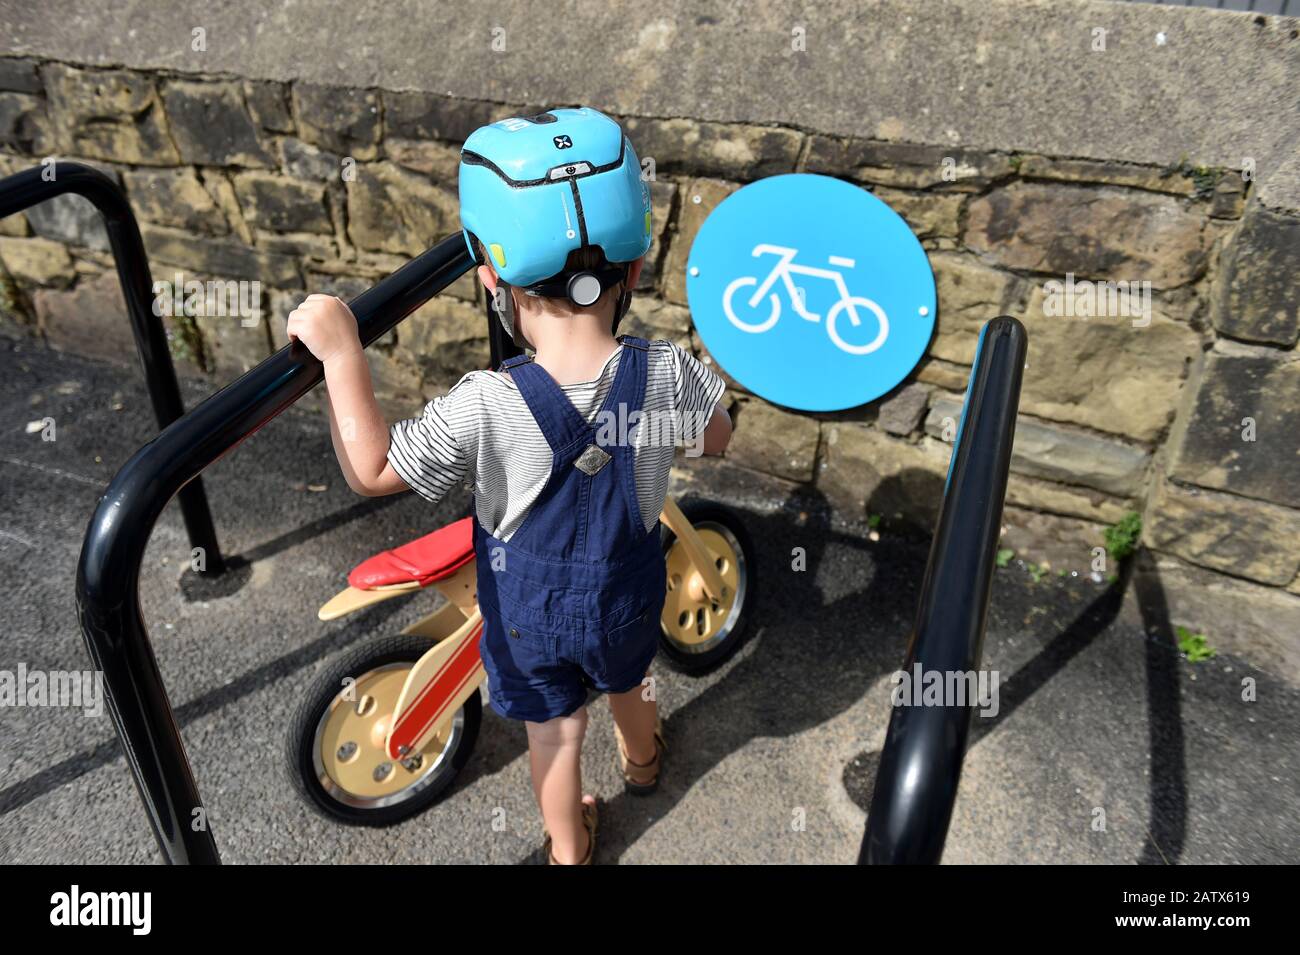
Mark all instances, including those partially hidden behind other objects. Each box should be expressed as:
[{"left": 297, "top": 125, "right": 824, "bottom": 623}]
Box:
[
  {"left": 542, "top": 799, "right": 598, "bottom": 865},
  {"left": 614, "top": 716, "right": 666, "bottom": 795}
]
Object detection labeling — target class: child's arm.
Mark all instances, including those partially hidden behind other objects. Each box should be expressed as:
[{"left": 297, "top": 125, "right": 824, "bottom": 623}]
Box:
[
  {"left": 670, "top": 342, "right": 731, "bottom": 456},
  {"left": 285, "top": 294, "right": 408, "bottom": 497},
  {"left": 700, "top": 403, "right": 732, "bottom": 455}
]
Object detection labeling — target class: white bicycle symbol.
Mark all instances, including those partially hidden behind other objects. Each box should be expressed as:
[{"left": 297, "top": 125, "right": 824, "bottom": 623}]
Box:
[{"left": 722, "top": 244, "right": 889, "bottom": 355}]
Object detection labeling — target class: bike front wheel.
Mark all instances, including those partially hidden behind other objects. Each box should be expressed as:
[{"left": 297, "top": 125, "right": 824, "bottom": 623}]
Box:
[
  {"left": 826, "top": 296, "right": 889, "bottom": 355},
  {"left": 658, "top": 500, "right": 755, "bottom": 674},
  {"left": 287, "top": 634, "right": 481, "bottom": 826},
  {"left": 723, "top": 276, "right": 781, "bottom": 333}
]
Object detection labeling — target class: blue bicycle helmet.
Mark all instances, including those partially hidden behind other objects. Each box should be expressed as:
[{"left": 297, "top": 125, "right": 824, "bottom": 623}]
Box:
[{"left": 459, "top": 107, "right": 652, "bottom": 338}]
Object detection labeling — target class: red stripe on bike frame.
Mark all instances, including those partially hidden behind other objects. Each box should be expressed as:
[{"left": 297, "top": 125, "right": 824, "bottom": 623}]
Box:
[
  {"left": 405, "top": 622, "right": 484, "bottom": 743},
  {"left": 388, "top": 621, "right": 484, "bottom": 757},
  {"left": 407, "top": 651, "right": 482, "bottom": 749}
]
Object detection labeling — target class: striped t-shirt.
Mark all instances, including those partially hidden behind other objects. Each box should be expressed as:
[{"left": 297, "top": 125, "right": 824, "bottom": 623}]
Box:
[{"left": 387, "top": 340, "right": 726, "bottom": 542}]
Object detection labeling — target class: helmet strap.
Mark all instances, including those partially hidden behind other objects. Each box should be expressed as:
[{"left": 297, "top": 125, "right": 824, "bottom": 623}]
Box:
[
  {"left": 507, "top": 288, "right": 530, "bottom": 350},
  {"left": 497, "top": 264, "right": 633, "bottom": 342},
  {"left": 491, "top": 281, "right": 530, "bottom": 350},
  {"left": 523, "top": 264, "right": 626, "bottom": 307},
  {"left": 611, "top": 263, "right": 633, "bottom": 336}
]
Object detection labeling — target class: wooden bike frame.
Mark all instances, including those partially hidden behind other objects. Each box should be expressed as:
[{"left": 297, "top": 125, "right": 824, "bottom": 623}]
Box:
[{"left": 316, "top": 497, "right": 725, "bottom": 760}]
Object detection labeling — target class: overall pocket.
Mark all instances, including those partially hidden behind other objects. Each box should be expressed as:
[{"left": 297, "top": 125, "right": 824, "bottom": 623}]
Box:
[
  {"left": 484, "top": 611, "right": 555, "bottom": 678},
  {"left": 600, "top": 600, "right": 660, "bottom": 684}
]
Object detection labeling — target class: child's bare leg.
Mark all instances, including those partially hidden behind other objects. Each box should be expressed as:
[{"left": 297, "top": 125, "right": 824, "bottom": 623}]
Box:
[
  {"left": 607, "top": 672, "right": 657, "bottom": 765},
  {"left": 525, "top": 706, "right": 592, "bottom": 864}
]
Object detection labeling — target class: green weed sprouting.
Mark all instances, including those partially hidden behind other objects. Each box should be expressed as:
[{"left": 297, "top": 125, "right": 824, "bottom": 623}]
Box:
[
  {"left": 1160, "top": 155, "right": 1222, "bottom": 200},
  {"left": 1176, "top": 626, "right": 1217, "bottom": 663},
  {"left": 1104, "top": 512, "right": 1142, "bottom": 562}
]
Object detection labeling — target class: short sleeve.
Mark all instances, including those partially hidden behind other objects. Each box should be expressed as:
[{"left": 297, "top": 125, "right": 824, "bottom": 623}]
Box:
[
  {"left": 669, "top": 343, "right": 726, "bottom": 445},
  {"left": 386, "top": 374, "right": 477, "bottom": 504}
]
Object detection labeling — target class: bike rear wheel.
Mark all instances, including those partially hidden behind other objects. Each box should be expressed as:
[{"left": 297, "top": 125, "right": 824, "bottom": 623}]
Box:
[
  {"left": 723, "top": 276, "right": 781, "bottom": 333},
  {"left": 658, "top": 500, "right": 756, "bottom": 674},
  {"left": 827, "top": 296, "right": 889, "bottom": 355}
]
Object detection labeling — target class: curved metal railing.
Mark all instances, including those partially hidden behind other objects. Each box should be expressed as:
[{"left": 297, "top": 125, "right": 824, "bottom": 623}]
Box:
[
  {"left": 0, "top": 160, "right": 224, "bottom": 571},
  {"left": 75, "top": 234, "right": 477, "bottom": 863},
  {"left": 860, "top": 315, "right": 1027, "bottom": 864}
]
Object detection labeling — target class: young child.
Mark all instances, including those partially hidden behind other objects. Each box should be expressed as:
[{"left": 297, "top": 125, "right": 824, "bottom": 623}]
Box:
[{"left": 286, "top": 107, "right": 731, "bottom": 864}]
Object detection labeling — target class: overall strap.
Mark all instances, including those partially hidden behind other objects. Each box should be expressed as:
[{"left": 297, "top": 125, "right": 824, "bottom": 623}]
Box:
[
  {"left": 601, "top": 335, "right": 649, "bottom": 424},
  {"left": 503, "top": 340, "right": 649, "bottom": 454},
  {"left": 506, "top": 359, "right": 591, "bottom": 452},
  {"left": 604, "top": 337, "right": 650, "bottom": 534}
]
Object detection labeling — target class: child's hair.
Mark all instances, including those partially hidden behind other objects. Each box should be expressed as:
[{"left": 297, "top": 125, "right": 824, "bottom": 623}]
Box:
[{"left": 473, "top": 237, "right": 624, "bottom": 318}]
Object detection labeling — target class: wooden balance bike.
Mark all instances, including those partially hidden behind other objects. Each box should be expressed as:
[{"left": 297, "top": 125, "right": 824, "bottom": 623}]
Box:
[{"left": 287, "top": 497, "right": 754, "bottom": 825}]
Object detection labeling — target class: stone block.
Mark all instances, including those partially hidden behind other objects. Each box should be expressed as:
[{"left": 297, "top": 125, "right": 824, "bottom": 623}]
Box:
[
  {"left": 1017, "top": 284, "right": 1201, "bottom": 442},
  {"left": 124, "top": 167, "right": 225, "bottom": 234},
  {"left": 244, "top": 79, "right": 293, "bottom": 133},
  {"left": 161, "top": 79, "right": 271, "bottom": 167},
  {"left": 621, "top": 116, "right": 802, "bottom": 180},
  {"left": 0, "top": 237, "right": 75, "bottom": 287},
  {"left": 33, "top": 270, "right": 134, "bottom": 361},
  {"left": 383, "top": 91, "right": 497, "bottom": 142},
  {"left": 930, "top": 253, "right": 1020, "bottom": 365},
  {"left": 1170, "top": 341, "right": 1300, "bottom": 508},
  {"left": 925, "top": 395, "right": 1150, "bottom": 496},
  {"left": 345, "top": 162, "right": 458, "bottom": 256},
  {"left": 293, "top": 83, "right": 380, "bottom": 160},
  {"left": 43, "top": 64, "right": 177, "bottom": 164},
  {"left": 1211, "top": 200, "right": 1300, "bottom": 347},
  {"left": 142, "top": 224, "right": 300, "bottom": 286},
  {"left": 965, "top": 181, "right": 1210, "bottom": 288},
  {"left": 725, "top": 396, "right": 820, "bottom": 483},
  {"left": 818, "top": 423, "right": 950, "bottom": 528},
  {"left": 233, "top": 171, "right": 331, "bottom": 234},
  {"left": 661, "top": 178, "right": 739, "bottom": 306},
  {"left": 876, "top": 382, "right": 930, "bottom": 435},
  {"left": 805, "top": 137, "right": 1012, "bottom": 190},
  {"left": 1134, "top": 555, "right": 1300, "bottom": 686},
  {"left": 1146, "top": 480, "right": 1300, "bottom": 587}
]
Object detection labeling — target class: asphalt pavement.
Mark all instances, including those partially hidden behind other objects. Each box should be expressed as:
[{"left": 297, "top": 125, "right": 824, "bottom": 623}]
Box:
[{"left": 1, "top": 337, "right": 1296, "bottom": 864}]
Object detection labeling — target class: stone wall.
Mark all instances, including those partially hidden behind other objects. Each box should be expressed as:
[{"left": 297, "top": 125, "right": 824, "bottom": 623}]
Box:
[{"left": 1, "top": 54, "right": 1297, "bottom": 678}]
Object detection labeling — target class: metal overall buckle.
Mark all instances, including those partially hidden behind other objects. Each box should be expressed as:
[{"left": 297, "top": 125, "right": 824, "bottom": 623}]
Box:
[{"left": 573, "top": 444, "right": 612, "bottom": 476}]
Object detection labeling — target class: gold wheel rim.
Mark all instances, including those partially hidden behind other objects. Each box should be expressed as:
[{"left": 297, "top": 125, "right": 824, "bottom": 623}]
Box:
[
  {"left": 314, "top": 662, "right": 460, "bottom": 808},
  {"left": 661, "top": 524, "right": 744, "bottom": 653}
]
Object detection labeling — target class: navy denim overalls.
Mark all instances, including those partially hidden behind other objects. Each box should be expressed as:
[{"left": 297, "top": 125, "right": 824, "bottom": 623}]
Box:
[{"left": 474, "top": 335, "right": 666, "bottom": 723}]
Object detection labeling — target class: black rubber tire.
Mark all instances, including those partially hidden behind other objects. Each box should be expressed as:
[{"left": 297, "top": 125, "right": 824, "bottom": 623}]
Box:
[
  {"left": 658, "top": 500, "right": 757, "bottom": 675},
  {"left": 287, "top": 633, "right": 482, "bottom": 827}
]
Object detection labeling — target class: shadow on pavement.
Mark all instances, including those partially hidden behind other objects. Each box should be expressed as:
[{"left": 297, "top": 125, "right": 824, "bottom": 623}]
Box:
[
  {"left": 1131, "top": 548, "right": 1187, "bottom": 865},
  {"left": 832, "top": 489, "right": 1190, "bottom": 865},
  {"left": 0, "top": 581, "right": 409, "bottom": 817}
]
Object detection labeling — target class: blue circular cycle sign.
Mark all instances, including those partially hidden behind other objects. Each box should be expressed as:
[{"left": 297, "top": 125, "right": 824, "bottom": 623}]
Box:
[{"left": 686, "top": 174, "right": 936, "bottom": 411}]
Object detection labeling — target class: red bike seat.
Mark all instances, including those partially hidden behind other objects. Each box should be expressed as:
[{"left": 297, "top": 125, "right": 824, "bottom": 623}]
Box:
[{"left": 348, "top": 517, "right": 475, "bottom": 590}]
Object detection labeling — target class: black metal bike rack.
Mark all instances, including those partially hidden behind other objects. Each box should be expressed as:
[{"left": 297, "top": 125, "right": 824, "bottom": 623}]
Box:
[
  {"left": 0, "top": 161, "right": 225, "bottom": 574},
  {"left": 860, "top": 315, "right": 1027, "bottom": 864},
  {"left": 76, "top": 233, "right": 476, "bottom": 864}
]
